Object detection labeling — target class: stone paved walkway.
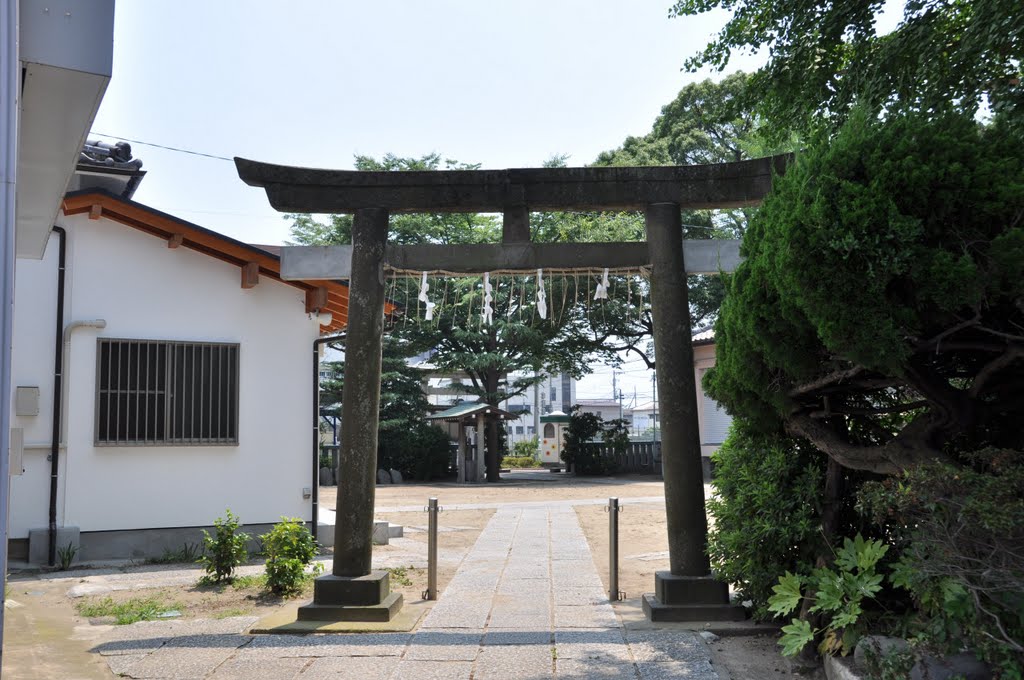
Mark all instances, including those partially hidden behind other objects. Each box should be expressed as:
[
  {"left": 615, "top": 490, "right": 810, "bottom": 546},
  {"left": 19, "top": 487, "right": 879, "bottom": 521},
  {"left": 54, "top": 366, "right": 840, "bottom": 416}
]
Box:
[{"left": 91, "top": 505, "right": 720, "bottom": 679}]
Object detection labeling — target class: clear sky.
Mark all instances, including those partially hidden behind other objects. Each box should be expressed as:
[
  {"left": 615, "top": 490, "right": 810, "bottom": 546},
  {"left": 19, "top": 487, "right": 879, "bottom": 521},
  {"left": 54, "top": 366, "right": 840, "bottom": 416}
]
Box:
[
  {"left": 90, "top": 0, "right": 764, "bottom": 245},
  {"left": 89, "top": 0, "right": 766, "bottom": 401}
]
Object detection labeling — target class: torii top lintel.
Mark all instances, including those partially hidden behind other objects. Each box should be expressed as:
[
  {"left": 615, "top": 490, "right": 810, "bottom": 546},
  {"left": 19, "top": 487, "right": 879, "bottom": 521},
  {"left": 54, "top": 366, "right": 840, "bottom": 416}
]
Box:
[{"left": 234, "top": 154, "right": 791, "bottom": 214}]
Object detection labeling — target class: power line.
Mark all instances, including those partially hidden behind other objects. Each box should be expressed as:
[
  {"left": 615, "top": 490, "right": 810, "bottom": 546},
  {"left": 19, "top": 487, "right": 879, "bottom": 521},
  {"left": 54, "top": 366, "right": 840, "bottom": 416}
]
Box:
[{"left": 90, "top": 132, "right": 234, "bottom": 162}]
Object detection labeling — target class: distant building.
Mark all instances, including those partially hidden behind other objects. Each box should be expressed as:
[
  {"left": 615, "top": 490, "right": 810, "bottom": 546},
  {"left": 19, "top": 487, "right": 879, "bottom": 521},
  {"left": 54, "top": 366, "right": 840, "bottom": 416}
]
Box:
[
  {"left": 501, "top": 371, "right": 575, "bottom": 447},
  {"left": 574, "top": 398, "right": 632, "bottom": 426},
  {"left": 632, "top": 329, "right": 731, "bottom": 466}
]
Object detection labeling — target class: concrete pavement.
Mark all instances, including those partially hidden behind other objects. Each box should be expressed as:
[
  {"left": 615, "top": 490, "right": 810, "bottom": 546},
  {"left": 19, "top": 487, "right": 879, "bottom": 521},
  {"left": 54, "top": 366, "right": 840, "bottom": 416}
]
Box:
[{"left": 87, "top": 502, "right": 720, "bottom": 679}]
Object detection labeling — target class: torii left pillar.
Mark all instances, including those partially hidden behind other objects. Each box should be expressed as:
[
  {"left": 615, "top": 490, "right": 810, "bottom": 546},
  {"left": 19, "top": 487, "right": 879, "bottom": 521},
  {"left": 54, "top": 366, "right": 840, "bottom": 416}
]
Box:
[{"left": 297, "top": 208, "right": 403, "bottom": 622}]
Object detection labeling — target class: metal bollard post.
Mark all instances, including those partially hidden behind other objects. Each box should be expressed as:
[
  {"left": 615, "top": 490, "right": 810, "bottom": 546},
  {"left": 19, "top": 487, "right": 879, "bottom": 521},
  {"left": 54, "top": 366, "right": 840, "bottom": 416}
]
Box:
[
  {"left": 606, "top": 497, "right": 623, "bottom": 601},
  {"left": 423, "top": 497, "right": 441, "bottom": 600}
]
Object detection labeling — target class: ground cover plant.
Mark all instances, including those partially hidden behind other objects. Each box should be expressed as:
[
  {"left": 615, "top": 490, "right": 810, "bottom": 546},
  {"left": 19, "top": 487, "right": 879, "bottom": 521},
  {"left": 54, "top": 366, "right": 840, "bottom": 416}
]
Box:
[{"left": 76, "top": 596, "right": 182, "bottom": 625}]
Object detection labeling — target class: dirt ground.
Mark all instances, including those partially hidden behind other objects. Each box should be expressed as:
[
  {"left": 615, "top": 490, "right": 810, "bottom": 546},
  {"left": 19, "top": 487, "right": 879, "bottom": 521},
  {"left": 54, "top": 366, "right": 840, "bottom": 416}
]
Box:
[
  {"left": 324, "top": 472, "right": 668, "bottom": 509},
  {"left": 4, "top": 473, "right": 786, "bottom": 679},
  {"left": 575, "top": 501, "right": 670, "bottom": 601}
]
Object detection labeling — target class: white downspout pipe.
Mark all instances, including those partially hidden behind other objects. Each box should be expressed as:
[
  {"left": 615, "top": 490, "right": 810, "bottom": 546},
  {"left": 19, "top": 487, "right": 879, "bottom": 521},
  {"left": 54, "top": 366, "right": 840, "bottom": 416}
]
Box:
[
  {"left": 56, "top": 320, "right": 105, "bottom": 526},
  {"left": 60, "top": 320, "right": 106, "bottom": 442}
]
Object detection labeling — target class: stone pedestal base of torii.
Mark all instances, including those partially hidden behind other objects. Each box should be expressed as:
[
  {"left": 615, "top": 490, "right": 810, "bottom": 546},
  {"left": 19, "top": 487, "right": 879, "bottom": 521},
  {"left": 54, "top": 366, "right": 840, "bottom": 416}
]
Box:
[{"left": 235, "top": 155, "right": 789, "bottom": 623}]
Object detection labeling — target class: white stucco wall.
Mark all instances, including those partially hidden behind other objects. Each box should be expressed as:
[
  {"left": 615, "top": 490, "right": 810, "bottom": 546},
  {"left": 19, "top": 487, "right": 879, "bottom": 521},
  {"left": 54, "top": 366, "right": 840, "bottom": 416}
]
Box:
[
  {"left": 9, "top": 213, "right": 321, "bottom": 537},
  {"left": 694, "top": 343, "right": 731, "bottom": 457},
  {"left": 627, "top": 343, "right": 732, "bottom": 457},
  {"left": 9, "top": 231, "right": 63, "bottom": 538}
]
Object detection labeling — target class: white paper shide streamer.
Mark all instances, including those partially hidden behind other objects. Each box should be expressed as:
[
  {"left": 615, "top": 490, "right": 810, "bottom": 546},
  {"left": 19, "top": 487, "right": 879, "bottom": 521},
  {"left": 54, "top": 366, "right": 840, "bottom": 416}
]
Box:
[
  {"left": 593, "top": 268, "right": 610, "bottom": 300},
  {"left": 535, "top": 269, "right": 547, "bottom": 319},
  {"left": 418, "top": 271, "right": 436, "bottom": 320},
  {"left": 481, "top": 272, "right": 494, "bottom": 325}
]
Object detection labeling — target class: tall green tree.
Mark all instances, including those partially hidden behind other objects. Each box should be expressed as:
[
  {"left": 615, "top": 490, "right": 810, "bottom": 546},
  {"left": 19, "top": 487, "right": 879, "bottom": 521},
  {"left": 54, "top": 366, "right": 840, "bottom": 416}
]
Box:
[
  {"left": 293, "top": 155, "right": 630, "bottom": 482},
  {"left": 706, "top": 110, "right": 1024, "bottom": 474},
  {"left": 321, "top": 336, "right": 452, "bottom": 480},
  {"left": 590, "top": 73, "right": 790, "bottom": 364},
  {"left": 670, "top": 0, "right": 1023, "bottom": 136}
]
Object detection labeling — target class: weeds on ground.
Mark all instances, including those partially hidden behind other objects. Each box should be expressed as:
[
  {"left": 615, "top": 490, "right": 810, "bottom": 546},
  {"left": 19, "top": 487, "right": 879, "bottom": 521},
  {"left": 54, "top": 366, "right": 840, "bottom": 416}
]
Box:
[
  {"left": 147, "top": 542, "right": 203, "bottom": 565},
  {"left": 230, "top": 574, "right": 266, "bottom": 590},
  {"left": 388, "top": 566, "right": 415, "bottom": 587},
  {"left": 76, "top": 596, "right": 182, "bottom": 625},
  {"left": 56, "top": 542, "right": 78, "bottom": 570}
]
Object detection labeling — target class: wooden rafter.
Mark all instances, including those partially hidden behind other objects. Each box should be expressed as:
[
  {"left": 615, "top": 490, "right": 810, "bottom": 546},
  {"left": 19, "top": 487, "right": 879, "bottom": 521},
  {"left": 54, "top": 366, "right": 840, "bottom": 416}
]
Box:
[
  {"left": 60, "top": 191, "right": 368, "bottom": 332},
  {"left": 241, "top": 262, "right": 260, "bottom": 289}
]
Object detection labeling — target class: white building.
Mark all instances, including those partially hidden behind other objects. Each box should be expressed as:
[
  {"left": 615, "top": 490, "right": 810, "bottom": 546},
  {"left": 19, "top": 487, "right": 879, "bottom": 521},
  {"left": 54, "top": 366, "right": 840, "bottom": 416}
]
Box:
[
  {"left": 501, "top": 370, "right": 575, "bottom": 447},
  {"left": 575, "top": 398, "right": 632, "bottom": 426},
  {"left": 8, "top": 161, "right": 349, "bottom": 564},
  {"left": 631, "top": 331, "right": 732, "bottom": 470},
  {"left": 4, "top": 0, "right": 118, "bottom": 572}
]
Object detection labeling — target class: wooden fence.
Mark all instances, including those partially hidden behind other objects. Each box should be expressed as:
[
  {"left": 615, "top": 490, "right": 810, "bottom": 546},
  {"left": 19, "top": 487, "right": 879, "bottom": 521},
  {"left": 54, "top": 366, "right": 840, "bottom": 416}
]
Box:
[{"left": 580, "top": 440, "right": 662, "bottom": 475}]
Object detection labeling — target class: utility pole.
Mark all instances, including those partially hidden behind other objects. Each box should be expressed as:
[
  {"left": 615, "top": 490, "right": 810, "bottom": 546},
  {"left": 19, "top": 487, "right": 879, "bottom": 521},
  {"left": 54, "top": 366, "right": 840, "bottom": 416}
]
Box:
[
  {"left": 651, "top": 372, "right": 658, "bottom": 443},
  {"left": 613, "top": 370, "right": 623, "bottom": 421},
  {"left": 533, "top": 370, "right": 540, "bottom": 438},
  {"left": 633, "top": 387, "right": 638, "bottom": 435}
]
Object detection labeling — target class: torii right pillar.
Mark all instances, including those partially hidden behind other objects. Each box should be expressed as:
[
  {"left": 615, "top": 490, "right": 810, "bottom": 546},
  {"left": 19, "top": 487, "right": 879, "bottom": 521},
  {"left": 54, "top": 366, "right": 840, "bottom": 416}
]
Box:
[{"left": 643, "top": 203, "right": 746, "bottom": 621}]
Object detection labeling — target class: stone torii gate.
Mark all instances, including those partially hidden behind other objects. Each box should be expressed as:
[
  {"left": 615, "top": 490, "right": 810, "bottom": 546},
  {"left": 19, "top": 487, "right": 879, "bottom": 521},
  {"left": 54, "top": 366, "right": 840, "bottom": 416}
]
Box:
[{"left": 235, "top": 155, "right": 788, "bottom": 623}]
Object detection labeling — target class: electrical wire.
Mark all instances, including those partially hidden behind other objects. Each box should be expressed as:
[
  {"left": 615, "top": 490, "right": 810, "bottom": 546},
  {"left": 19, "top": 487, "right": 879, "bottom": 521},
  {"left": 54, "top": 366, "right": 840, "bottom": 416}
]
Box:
[{"left": 90, "top": 132, "right": 234, "bottom": 162}]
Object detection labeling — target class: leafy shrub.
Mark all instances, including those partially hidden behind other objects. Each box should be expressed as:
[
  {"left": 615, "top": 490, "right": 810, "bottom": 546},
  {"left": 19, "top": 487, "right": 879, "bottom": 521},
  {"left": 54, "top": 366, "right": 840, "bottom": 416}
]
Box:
[
  {"left": 561, "top": 408, "right": 622, "bottom": 475},
  {"left": 260, "top": 517, "right": 323, "bottom": 595},
  {"left": 706, "top": 425, "right": 827, "bottom": 619},
  {"left": 769, "top": 535, "right": 890, "bottom": 657},
  {"left": 379, "top": 423, "right": 452, "bottom": 481},
  {"left": 859, "top": 451, "right": 1024, "bottom": 676},
  {"left": 199, "top": 510, "right": 249, "bottom": 583},
  {"left": 511, "top": 437, "right": 539, "bottom": 459},
  {"left": 503, "top": 456, "right": 541, "bottom": 468},
  {"left": 318, "top": 448, "right": 334, "bottom": 469}
]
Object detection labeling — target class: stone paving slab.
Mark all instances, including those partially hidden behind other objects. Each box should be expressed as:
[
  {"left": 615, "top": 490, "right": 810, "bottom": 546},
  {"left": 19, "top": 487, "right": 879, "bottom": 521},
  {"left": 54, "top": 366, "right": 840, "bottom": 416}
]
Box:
[
  {"left": 120, "top": 644, "right": 243, "bottom": 679},
  {"left": 481, "top": 629, "right": 551, "bottom": 647},
  {"left": 299, "top": 656, "right": 401, "bottom": 679},
  {"left": 391, "top": 659, "right": 474, "bottom": 679},
  {"left": 626, "top": 630, "right": 712, "bottom": 663},
  {"left": 554, "top": 628, "right": 632, "bottom": 662},
  {"left": 88, "top": 500, "right": 720, "bottom": 680},
  {"left": 635, "top": 659, "right": 720, "bottom": 679},
  {"left": 403, "top": 629, "right": 483, "bottom": 661},
  {"left": 245, "top": 632, "right": 411, "bottom": 657},
  {"left": 207, "top": 655, "right": 309, "bottom": 679},
  {"left": 103, "top": 653, "right": 148, "bottom": 676},
  {"left": 475, "top": 644, "right": 554, "bottom": 677},
  {"left": 556, "top": 658, "right": 640, "bottom": 679}
]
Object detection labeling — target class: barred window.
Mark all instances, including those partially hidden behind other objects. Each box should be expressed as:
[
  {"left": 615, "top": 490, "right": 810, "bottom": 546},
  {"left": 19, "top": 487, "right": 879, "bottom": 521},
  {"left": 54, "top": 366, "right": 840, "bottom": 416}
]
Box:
[{"left": 96, "top": 339, "right": 239, "bottom": 446}]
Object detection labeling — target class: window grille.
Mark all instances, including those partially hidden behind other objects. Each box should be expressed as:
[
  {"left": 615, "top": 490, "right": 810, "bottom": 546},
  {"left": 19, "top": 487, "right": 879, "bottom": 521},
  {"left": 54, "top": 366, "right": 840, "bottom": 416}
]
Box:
[{"left": 96, "top": 339, "right": 239, "bottom": 446}]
